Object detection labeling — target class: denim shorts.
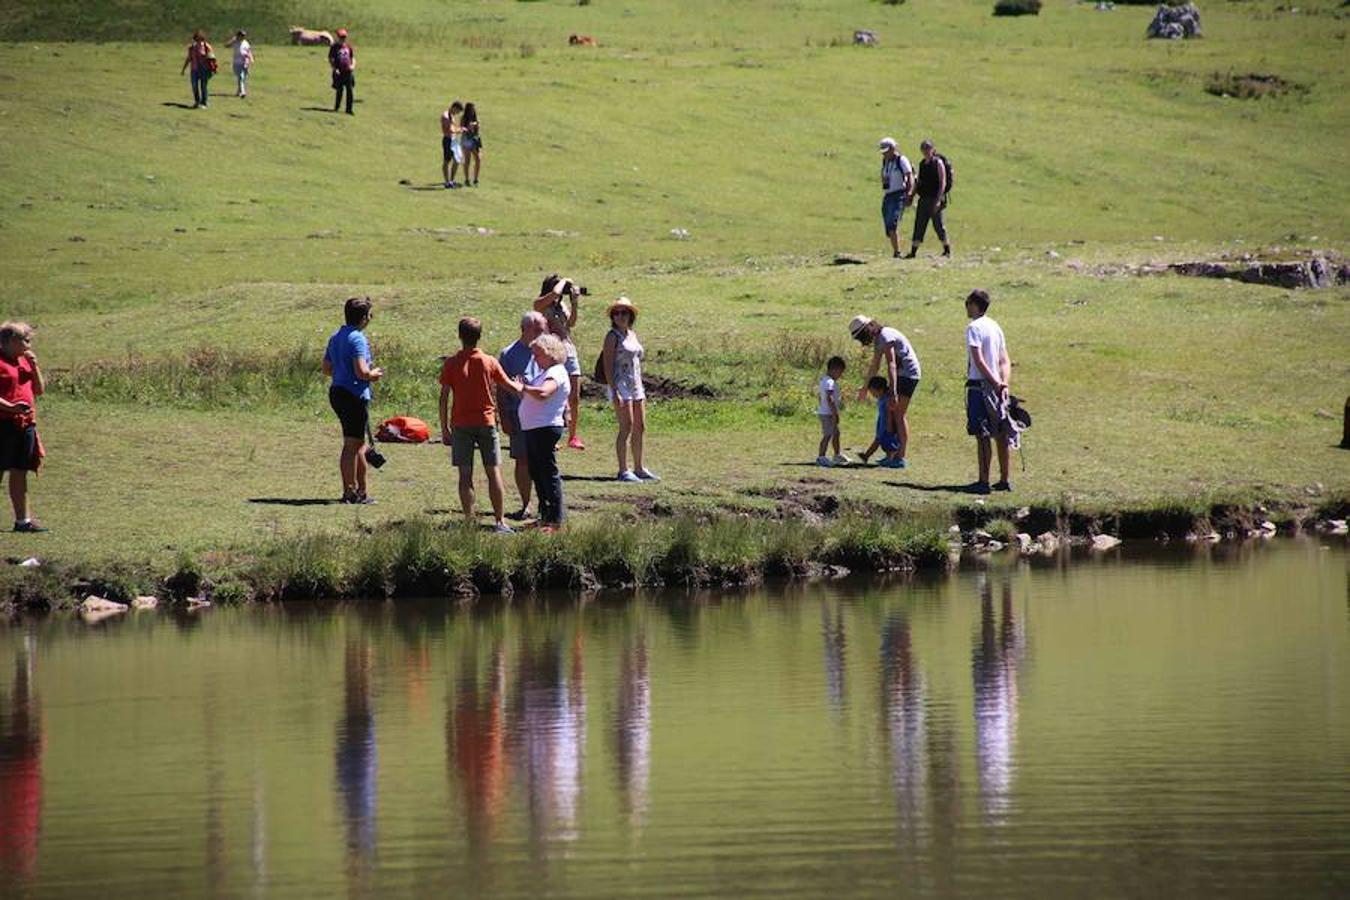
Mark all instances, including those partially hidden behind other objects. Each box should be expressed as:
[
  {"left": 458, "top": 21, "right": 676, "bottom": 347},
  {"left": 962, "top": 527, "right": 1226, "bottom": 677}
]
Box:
[
  {"left": 882, "top": 191, "right": 907, "bottom": 233},
  {"left": 563, "top": 350, "right": 581, "bottom": 377},
  {"left": 450, "top": 424, "right": 500, "bottom": 468},
  {"left": 966, "top": 383, "right": 994, "bottom": 437}
]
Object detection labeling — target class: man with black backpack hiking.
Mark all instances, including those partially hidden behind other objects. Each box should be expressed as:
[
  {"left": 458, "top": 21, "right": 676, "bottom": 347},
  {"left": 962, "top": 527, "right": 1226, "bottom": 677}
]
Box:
[{"left": 906, "top": 139, "right": 952, "bottom": 259}]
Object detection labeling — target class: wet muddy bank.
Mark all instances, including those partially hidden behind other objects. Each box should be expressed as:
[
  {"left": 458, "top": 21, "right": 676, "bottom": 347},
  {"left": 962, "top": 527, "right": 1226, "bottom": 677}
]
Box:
[{"left": 2, "top": 496, "right": 1346, "bottom": 616}]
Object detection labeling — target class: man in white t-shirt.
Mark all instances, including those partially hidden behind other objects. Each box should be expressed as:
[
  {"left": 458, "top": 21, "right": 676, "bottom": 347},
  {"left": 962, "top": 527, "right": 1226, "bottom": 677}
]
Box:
[
  {"left": 226, "top": 30, "right": 252, "bottom": 98},
  {"left": 878, "top": 137, "right": 914, "bottom": 259},
  {"left": 964, "top": 289, "right": 1013, "bottom": 494}
]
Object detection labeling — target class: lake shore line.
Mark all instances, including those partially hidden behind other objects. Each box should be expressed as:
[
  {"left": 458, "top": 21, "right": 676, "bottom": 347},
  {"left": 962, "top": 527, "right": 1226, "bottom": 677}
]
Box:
[{"left": 4, "top": 495, "right": 1345, "bottom": 615}]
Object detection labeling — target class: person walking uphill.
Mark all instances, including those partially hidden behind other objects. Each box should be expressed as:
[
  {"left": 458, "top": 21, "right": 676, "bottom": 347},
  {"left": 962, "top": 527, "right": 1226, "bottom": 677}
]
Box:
[
  {"left": 518, "top": 334, "right": 572, "bottom": 531},
  {"left": 601, "top": 297, "right": 659, "bottom": 483},
  {"left": 879, "top": 137, "right": 914, "bottom": 259},
  {"left": 322, "top": 297, "right": 382, "bottom": 504},
  {"left": 498, "top": 311, "right": 547, "bottom": 520},
  {"left": 329, "top": 28, "right": 356, "bottom": 115},
  {"left": 0, "top": 323, "right": 47, "bottom": 533},
  {"left": 963, "top": 289, "right": 1015, "bottom": 495},
  {"left": 439, "top": 317, "right": 521, "bottom": 534},
  {"left": 907, "top": 139, "right": 951, "bottom": 259},
  {"left": 180, "top": 30, "right": 215, "bottom": 108},
  {"left": 850, "top": 315, "right": 921, "bottom": 468}
]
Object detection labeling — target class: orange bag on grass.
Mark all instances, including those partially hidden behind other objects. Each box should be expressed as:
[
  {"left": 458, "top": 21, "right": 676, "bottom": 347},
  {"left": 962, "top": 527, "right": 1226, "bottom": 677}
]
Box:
[{"left": 375, "top": 416, "right": 430, "bottom": 443}]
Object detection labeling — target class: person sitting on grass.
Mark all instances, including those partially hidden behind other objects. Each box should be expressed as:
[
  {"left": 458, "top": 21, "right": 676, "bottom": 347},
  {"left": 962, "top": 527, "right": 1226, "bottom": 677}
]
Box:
[
  {"left": 602, "top": 297, "right": 659, "bottom": 483},
  {"left": 0, "top": 322, "right": 47, "bottom": 533},
  {"left": 439, "top": 316, "right": 522, "bottom": 534},
  {"left": 517, "top": 334, "right": 572, "bottom": 532},
  {"left": 816, "top": 355, "right": 849, "bottom": 467},
  {"left": 498, "top": 311, "right": 547, "bottom": 521},
  {"left": 322, "top": 297, "right": 382, "bottom": 504},
  {"left": 850, "top": 314, "right": 921, "bottom": 468},
  {"left": 857, "top": 376, "right": 904, "bottom": 468}
]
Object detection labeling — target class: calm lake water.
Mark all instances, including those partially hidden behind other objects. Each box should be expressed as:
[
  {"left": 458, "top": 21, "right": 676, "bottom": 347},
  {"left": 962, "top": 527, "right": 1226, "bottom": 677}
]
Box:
[{"left": 1, "top": 540, "right": 1347, "bottom": 899}]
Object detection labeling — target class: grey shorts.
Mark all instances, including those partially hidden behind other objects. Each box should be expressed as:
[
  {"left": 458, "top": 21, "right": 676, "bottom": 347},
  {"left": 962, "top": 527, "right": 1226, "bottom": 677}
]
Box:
[
  {"left": 507, "top": 430, "right": 528, "bottom": 460},
  {"left": 563, "top": 351, "right": 581, "bottom": 377},
  {"left": 818, "top": 414, "right": 839, "bottom": 437},
  {"left": 450, "top": 425, "right": 500, "bottom": 468}
]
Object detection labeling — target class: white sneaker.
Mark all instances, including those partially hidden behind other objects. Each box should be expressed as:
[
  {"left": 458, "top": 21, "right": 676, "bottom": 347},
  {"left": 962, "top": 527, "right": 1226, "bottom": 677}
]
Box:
[
  {"left": 618, "top": 470, "right": 641, "bottom": 483},
  {"left": 636, "top": 468, "right": 661, "bottom": 482},
  {"left": 816, "top": 456, "right": 834, "bottom": 467},
  {"left": 833, "top": 454, "right": 852, "bottom": 466}
]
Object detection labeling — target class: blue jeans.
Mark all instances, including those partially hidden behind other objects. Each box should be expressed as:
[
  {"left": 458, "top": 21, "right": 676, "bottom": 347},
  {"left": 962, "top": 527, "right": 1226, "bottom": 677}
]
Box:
[
  {"left": 191, "top": 69, "right": 210, "bottom": 106},
  {"left": 234, "top": 64, "right": 248, "bottom": 96},
  {"left": 882, "top": 191, "right": 907, "bottom": 234}
]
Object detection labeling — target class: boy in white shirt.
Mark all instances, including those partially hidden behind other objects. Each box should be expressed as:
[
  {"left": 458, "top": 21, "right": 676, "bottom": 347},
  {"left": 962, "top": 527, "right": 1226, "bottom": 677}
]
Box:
[
  {"left": 816, "top": 356, "right": 850, "bottom": 467},
  {"left": 964, "top": 289, "right": 1013, "bottom": 494}
]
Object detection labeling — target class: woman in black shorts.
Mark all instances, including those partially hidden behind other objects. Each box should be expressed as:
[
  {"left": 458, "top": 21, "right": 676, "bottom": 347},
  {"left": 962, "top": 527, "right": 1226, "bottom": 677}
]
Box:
[{"left": 322, "top": 297, "right": 383, "bottom": 503}]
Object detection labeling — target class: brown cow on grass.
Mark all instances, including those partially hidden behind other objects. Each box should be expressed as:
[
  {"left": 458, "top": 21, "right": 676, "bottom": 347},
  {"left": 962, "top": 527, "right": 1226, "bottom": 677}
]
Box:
[
  {"left": 568, "top": 34, "right": 598, "bottom": 46},
  {"left": 290, "top": 26, "right": 334, "bottom": 46}
]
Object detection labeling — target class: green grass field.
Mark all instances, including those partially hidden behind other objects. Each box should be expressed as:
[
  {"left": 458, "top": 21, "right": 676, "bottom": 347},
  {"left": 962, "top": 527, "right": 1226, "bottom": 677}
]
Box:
[{"left": 0, "top": 0, "right": 1346, "bottom": 572}]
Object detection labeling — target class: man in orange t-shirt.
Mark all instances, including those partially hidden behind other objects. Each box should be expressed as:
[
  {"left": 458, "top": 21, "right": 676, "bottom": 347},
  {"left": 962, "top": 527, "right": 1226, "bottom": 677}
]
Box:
[{"left": 440, "top": 317, "right": 521, "bottom": 533}]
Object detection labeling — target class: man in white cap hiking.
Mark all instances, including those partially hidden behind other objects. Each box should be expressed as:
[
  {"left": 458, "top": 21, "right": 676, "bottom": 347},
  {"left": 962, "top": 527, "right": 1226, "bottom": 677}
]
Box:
[
  {"left": 878, "top": 138, "right": 914, "bottom": 259},
  {"left": 850, "top": 314, "right": 922, "bottom": 468}
]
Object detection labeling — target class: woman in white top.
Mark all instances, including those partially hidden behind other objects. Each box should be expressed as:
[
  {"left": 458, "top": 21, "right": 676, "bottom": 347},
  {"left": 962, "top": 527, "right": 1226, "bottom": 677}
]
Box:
[
  {"left": 518, "top": 334, "right": 572, "bottom": 529},
  {"left": 602, "top": 297, "right": 658, "bottom": 483},
  {"left": 225, "top": 30, "right": 252, "bottom": 98}
]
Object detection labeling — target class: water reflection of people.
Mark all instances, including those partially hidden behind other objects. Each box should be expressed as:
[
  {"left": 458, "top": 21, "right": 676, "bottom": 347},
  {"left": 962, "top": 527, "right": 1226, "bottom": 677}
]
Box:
[
  {"left": 972, "top": 575, "right": 1024, "bottom": 823},
  {"left": 880, "top": 613, "right": 927, "bottom": 823},
  {"left": 512, "top": 629, "right": 586, "bottom": 845},
  {"left": 612, "top": 631, "right": 650, "bottom": 828},
  {"left": 0, "top": 634, "right": 42, "bottom": 883},
  {"left": 449, "top": 640, "right": 509, "bottom": 849},
  {"left": 821, "top": 601, "right": 847, "bottom": 712},
  {"left": 335, "top": 638, "right": 378, "bottom": 880}
]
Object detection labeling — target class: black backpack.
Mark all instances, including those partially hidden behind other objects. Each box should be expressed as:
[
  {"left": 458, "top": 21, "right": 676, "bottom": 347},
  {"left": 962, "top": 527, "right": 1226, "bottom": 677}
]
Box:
[{"left": 937, "top": 153, "right": 954, "bottom": 195}]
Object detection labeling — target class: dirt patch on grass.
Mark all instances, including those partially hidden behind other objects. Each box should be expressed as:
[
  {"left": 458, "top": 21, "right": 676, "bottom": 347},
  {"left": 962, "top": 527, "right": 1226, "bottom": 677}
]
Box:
[
  {"left": 1206, "top": 72, "right": 1307, "bottom": 100},
  {"left": 579, "top": 373, "right": 718, "bottom": 401}
]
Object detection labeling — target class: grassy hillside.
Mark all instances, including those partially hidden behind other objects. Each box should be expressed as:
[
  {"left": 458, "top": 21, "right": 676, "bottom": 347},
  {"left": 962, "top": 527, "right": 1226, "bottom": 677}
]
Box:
[{"left": 0, "top": 0, "right": 1346, "bottom": 566}]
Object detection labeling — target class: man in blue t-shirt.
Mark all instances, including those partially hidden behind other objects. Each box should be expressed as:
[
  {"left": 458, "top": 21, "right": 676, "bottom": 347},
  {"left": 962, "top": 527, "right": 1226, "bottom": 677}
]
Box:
[
  {"left": 497, "top": 311, "right": 546, "bottom": 519},
  {"left": 322, "top": 297, "right": 383, "bottom": 503}
]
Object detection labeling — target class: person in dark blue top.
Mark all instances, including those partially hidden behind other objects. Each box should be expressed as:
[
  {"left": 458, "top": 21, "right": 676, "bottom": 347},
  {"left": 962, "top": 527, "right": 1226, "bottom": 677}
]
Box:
[
  {"left": 322, "top": 297, "right": 383, "bottom": 503},
  {"left": 858, "top": 376, "right": 905, "bottom": 467}
]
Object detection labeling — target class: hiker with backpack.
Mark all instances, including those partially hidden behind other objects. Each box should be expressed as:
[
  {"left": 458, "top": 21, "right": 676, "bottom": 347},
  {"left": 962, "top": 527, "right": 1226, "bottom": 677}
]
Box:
[
  {"left": 878, "top": 137, "right": 914, "bottom": 258},
  {"left": 329, "top": 28, "right": 356, "bottom": 115},
  {"left": 322, "top": 297, "right": 382, "bottom": 504},
  {"left": 599, "top": 297, "right": 659, "bottom": 483},
  {"left": 180, "top": 30, "right": 215, "bottom": 108},
  {"left": 907, "top": 139, "right": 952, "bottom": 259}
]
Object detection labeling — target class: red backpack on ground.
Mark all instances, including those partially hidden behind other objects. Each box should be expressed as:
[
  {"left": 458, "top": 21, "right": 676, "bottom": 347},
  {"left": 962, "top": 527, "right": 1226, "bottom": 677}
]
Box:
[{"left": 375, "top": 416, "right": 430, "bottom": 443}]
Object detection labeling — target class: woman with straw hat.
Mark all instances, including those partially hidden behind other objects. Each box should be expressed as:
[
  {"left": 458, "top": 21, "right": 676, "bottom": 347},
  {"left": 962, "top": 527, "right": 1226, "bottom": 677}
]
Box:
[{"left": 601, "top": 297, "right": 658, "bottom": 483}]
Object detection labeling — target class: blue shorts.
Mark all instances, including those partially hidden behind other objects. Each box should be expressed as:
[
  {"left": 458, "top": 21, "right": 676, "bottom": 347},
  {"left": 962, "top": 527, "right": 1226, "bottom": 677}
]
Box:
[
  {"left": 966, "top": 383, "right": 994, "bottom": 437},
  {"left": 882, "top": 191, "right": 907, "bottom": 234}
]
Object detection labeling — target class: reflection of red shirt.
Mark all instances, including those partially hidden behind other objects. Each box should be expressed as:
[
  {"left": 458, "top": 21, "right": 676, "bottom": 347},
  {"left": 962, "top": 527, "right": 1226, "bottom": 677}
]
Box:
[
  {"left": 0, "top": 736, "right": 43, "bottom": 880},
  {"left": 0, "top": 356, "right": 36, "bottom": 425}
]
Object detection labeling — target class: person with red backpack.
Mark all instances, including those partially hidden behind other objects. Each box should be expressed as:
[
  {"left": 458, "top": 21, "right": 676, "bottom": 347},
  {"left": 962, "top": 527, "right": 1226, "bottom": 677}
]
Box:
[
  {"left": 329, "top": 28, "right": 356, "bottom": 115},
  {"left": 180, "top": 30, "right": 215, "bottom": 108},
  {"left": 906, "top": 139, "right": 953, "bottom": 259}
]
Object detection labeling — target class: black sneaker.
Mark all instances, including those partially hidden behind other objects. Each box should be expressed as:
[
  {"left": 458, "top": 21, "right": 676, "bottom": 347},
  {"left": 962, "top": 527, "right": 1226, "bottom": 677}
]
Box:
[
  {"left": 904, "top": 249, "right": 917, "bottom": 259},
  {"left": 942, "top": 246, "right": 952, "bottom": 258},
  {"left": 968, "top": 481, "right": 991, "bottom": 495},
  {"left": 352, "top": 493, "right": 376, "bottom": 505},
  {"left": 13, "top": 521, "right": 48, "bottom": 533},
  {"left": 505, "top": 508, "right": 532, "bottom": 521},
  {"left": 993, "top": 480, "right": 1013, "bottom": 492}
]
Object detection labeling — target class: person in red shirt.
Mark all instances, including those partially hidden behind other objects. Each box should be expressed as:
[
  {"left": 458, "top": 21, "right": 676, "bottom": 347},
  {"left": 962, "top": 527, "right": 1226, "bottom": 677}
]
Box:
[
  {"left": 439, "top": 317, "right": 521, "bottom": 533},
  {"left": 0, "top": 323, "right": 46, "bottom": 533}
]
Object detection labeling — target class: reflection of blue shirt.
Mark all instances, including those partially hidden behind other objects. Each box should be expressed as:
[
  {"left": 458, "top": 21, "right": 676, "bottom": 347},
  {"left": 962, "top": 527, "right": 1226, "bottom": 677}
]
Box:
[
  {"left": 336, "top": 712, "right": 377, "bottom": 856},
  {"left": 876, "top": 396, "right": 901, "bottom": 453},
  {"left": 325, "top": 325, "right": 372, "bottom": 401},
  {"left": 497, "top": 340, "right": 539, "bottom": 431}
]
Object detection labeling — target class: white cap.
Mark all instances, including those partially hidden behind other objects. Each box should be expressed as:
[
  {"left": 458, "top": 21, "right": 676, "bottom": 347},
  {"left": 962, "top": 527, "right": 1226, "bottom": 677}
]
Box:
[
  {"left": 849, "top": 315, "right": 874, "bottom": 338},
  {"left": 878, "top": 137, "right": 898, "bottom": 152}
]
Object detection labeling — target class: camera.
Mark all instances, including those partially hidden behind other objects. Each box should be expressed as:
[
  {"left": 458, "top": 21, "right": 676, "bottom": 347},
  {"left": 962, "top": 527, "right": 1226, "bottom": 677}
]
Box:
[
  {"left": 559, "top": 278, "right": 588, "bottom": 298},
  {"left": 364, "top": 444, "right": 387, "bottom": 469}
]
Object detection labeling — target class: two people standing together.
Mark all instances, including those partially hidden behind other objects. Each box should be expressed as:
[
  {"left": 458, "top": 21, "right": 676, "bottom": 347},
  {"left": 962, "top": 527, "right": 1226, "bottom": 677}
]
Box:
[
  {"left": 879, "top": 137, "right": 953, "bottom": 259},
  {"left": 441, "top": 101, "right": 484, "bottom": 188}
]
